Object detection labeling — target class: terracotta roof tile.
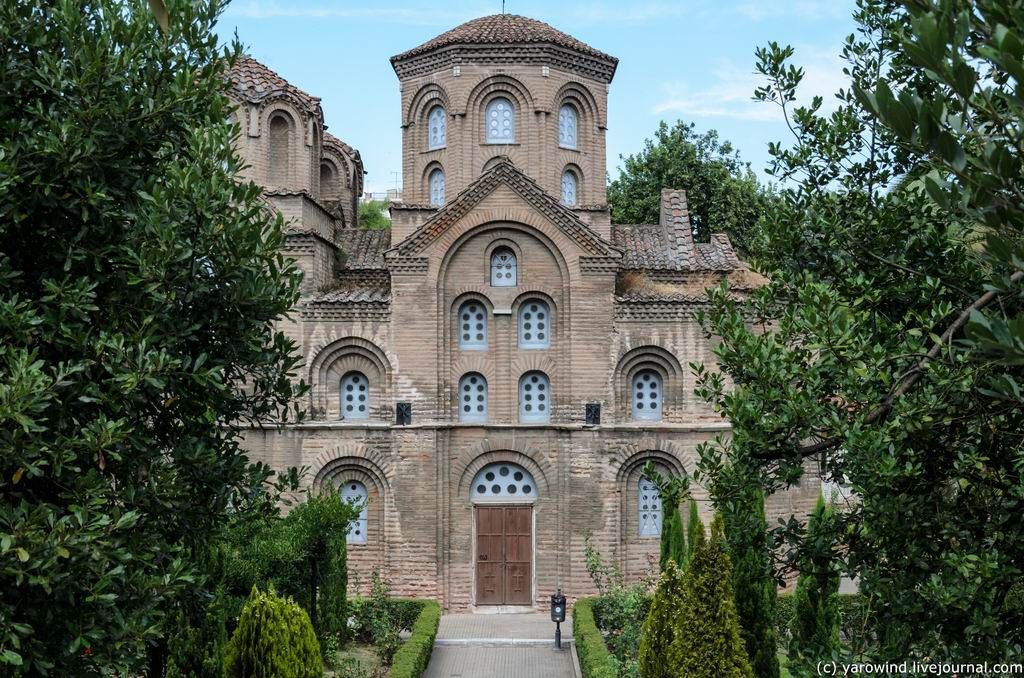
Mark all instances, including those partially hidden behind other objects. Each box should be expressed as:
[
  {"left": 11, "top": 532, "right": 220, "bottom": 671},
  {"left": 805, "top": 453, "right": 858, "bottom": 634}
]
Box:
[
  {"left": 337, "top": 228, "right": 390, "bottom": 270},
  {"left": 312, "top": 285, "right": 391, "bottom": 304},
  {"left": 391, "top": 14, "right": 617, "bottom": 64},
  {"left": 610, "top": 224, "right": 677, "bottom": 269},
  {"left": 229, "top": 55, "right": 320, "bottom": 111}
]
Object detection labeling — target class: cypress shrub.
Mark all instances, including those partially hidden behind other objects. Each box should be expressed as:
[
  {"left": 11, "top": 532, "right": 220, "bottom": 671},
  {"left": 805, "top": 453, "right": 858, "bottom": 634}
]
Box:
[
  {"left": 686, "top": 498, "right": 702, "bottom": 564},
  {"left": 224, "top": 586, "right": 322, "bottom": 678},
  {"left": 667, "top": 515, "right": 752, "bottom": 678},
  {"left": 788, "top": 496, "right": 840, "bottom": 673},
  {"left": 638, "top": 560, "right": 687, "bottom": 678},
  {"left": 319, "top": 534, "right": 348, "bottom": 638},
  {"left": 659, "top": 505, "right": 687, "bottom": 571}
]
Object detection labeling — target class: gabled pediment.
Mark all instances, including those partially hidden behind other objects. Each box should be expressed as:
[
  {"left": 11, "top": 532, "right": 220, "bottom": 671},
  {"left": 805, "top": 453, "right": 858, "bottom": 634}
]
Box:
[{"left": 388, "top": 158, "right": 622, "bottom": 261}]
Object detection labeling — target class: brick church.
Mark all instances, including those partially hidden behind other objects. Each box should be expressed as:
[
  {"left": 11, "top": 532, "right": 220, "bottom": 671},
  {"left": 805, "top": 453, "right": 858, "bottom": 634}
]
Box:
[{"left": 229, "top": 14, "right": 819, "bottom": 611}]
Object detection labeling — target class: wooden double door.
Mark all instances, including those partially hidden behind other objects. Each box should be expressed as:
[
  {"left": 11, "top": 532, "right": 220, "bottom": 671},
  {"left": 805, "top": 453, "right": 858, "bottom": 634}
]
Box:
[{"left": 475, "top": 506, "right": 533, "bottom": 605}]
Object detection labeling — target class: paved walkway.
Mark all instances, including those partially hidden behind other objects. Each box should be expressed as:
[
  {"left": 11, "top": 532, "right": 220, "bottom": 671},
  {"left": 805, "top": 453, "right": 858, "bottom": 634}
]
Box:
[{"left": 424, "top": 613, "right": 577, "bottom": 678}]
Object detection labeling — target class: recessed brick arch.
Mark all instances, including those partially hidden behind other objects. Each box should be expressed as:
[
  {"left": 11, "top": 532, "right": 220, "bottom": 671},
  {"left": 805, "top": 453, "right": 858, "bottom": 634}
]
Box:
[
  {"left": 551, "top": 81, "right": 601, "bottom": 124},
  {"left": 462, "top": 73, "right": 537, "bottom": 118},
  {"left": 613, "top": 345, "right": 685, "bottom": 423},
  {"left": 308, "top": 336, "right": 393, "bottom": 420},
  {"left": 455, "top": 446, "right": 554, "bottom": 498},
  {"left": 404, "top": 81, "right": 451, "bottom": 127}
]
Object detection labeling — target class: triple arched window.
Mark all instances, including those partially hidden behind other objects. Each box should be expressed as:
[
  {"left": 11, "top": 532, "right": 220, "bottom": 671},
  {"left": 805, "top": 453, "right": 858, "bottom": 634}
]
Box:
[
  {"left": 632, "top": 370, "right": 663, "bottom": 422},
  {"left": 490, "top": 247, "right": 517, "bottom": 287},
  {"left": 458, "top": 373, "right": 488, "bottom": 423},
  {"left": 340, "top": 371, "right": 370, "bottom": 420},
  {"left": 341, "top": 480, "right": 369, "bottom": 543},
  {"left": 428, "top": 105, "right": 447, "bottom": 150},
  {"left": 639, "top": 478, "right": 662, "bottom": 537},
  {"left": 458, "top": 300, "right": 487, "bottom": 350},
  {"left": 558, "top": 104, "right": 578, "bottom": 149},
  {"left": 561, "top": 170, "right": 578, "bottom": 207},
  {"left": 518, "top": 299, "right": 550, "bottom": 349},
  {"left": 519, "top": 371, "right": 551, "bottom": 423},
  {"left": 485, "top": 97, "right": 515, "bottom": 143},
  {"left": 429, "top": 168, "right": 445, "bottom": 206}
]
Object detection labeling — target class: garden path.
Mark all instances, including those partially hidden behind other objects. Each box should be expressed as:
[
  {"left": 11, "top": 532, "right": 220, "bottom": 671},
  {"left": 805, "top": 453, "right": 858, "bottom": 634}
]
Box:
[{"left": 423, "top": 613, "right": 578, "bottom": 678}]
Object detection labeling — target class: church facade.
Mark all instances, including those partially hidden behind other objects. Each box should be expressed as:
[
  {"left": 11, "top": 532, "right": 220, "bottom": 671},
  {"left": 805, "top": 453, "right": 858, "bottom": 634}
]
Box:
[{"left": 230, "top": 14, "right": 819, "bottom": 611}]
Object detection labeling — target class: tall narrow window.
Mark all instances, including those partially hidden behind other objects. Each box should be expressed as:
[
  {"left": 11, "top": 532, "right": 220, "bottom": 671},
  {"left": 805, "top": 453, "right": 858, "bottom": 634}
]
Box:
[
  {"left": 518, "top": 299, "right": 550, "bottom": 349},
  {"left": 519, "top": 371, "right": 551, "bottom": 423},
  {"left": 341, "top": 481, "right": 368, "bottom": 543},
  {"left": 428, "top": 105, "right": 447, "bottom": 149},
  {"left": 340, "top": 371, "right": 370, "bottom": 420},
  {"left": 559, "top": 104, "right": 577, "bottom": 148},
  {"left": 561, "top": 170, "right": 578, "bottom": 207},
  {"left": 458, "top": 373, "right": 488, "bottom": 423},
  {"left": 639, "top": 478, "right": 662, "bottom": 537},
  {"left": 485, "top": 97, "right": 515, "bottom": 143},
  {"left": 268, "top": 113, "right": 290, "bottom": 184},
  {"left": 429, "top": 168, "right": 445, "bottom": 206},
  {"left": 490, "top": 247, "right": 517, "bottom": 287},
  {"left": 632, "top": 370, "right": 663, "bottom": 422},
  {"left": 458, "top": 300, "right": 487, "bottom": 349}
]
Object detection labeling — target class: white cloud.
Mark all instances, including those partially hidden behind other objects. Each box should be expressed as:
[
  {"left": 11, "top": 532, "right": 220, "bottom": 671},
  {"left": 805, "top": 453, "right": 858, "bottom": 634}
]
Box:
[
  {"left": 735, "top": 1, "right": 849, "bottom": 23},
  {"left": 652, "top": 47, "right": 849, "bottom": 123}
]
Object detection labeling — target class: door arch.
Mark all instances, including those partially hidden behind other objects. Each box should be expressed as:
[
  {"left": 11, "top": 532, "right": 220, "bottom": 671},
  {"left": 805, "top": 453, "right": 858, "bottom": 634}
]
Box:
[{"left": 472, "top": 462, "right": 536, "bottom": 606}]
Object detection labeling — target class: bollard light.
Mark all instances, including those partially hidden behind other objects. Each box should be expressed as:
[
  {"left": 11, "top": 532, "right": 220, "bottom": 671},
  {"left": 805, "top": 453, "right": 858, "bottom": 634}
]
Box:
[{"left": 550, "top": 588, "right": 567, "bottom": 649}]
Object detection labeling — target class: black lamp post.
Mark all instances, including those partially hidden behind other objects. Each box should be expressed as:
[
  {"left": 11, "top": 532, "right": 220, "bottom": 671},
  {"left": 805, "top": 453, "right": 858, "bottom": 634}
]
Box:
[{"left": 550, "top": 587, "right": 567, "bottom": 650}]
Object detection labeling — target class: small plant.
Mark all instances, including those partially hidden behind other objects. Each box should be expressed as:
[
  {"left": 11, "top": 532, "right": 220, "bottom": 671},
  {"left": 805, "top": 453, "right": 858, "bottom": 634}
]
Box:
[
  {"left": 366, "top": 570, "right": 400, "bottom": 666},
  {"left": 223, "top": 586, "right": 322, "bottom": 678}
]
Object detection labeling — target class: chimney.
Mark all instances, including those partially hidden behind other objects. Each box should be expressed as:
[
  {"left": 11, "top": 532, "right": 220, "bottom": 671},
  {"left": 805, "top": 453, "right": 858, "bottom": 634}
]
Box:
[{"left": 659, "top": 189, "right": 695, "bottom": 269}]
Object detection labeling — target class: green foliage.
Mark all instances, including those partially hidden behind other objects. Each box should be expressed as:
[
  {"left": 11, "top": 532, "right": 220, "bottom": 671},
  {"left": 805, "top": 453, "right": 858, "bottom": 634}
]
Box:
[
  {"left": 788, "top": 497, "right": 840, "bottom": 674},
  {"left": 224, "top": 586, "right": 322, "bottom": 678},
  {"left": 573, "top": 598, "right": 620, "bottom": 678},
  {"left": 166, "top": 590, "right": 230, "bottom": 678},
  {"left": 638, "top": 560, "right": 687, "bottom": 678},
  {"left": 668, "top": 515, "right": 752, "bottom": 678},
  {"left": 366, "top": 570, "right": 401, "bottom": 666},
  {"left": 686, "top": 498, "right": 703, "bottom": 565},
  {"left": 388, "top": 600, "right": 440, "bottom": 678},
  {"left": 0, "top": 0, "right": 307, "bottom": 673},
  {"left": 775, "top": 592, "right": 867, "bottom": 652},
  {"left": 608, "top": 120, "right": 775, "bottom": 254},
  {"left": 694, "top": 0, "right": 1024, "bottom": 661},
  {"left": 359, "top": 200, "right": 391, "bottom": 230},
  {"left": 642, "top": 463, "right": 690, "bottom": 571}
]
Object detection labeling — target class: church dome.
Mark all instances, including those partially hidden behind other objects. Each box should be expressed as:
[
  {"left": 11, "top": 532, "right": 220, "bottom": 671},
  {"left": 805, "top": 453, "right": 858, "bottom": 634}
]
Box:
[{"left": 392, "top": 14, "right": 616, "bottom": 63}]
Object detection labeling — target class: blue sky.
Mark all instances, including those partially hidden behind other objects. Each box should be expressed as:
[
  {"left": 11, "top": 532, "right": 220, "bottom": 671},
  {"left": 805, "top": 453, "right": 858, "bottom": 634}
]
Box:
[{"left": 216, "top": 1, "right": 858, "bottom": 194}]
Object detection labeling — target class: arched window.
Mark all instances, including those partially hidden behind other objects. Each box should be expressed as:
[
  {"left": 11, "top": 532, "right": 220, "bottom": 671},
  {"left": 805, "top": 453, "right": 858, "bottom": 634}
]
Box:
[
  {"left": 268, "top": 113, "right": 290, "bottom": 184},
  {"left": 485, "top": 97, "right": 515, "bottom": 144},
  {"left": 471, "top": 462, "right": 536, "bottom": 500},
  {"left": 519, "top": 371, "right": 550, "bottom": 423},
  {"left": 639, "top": 478, "right": 662, "bottom": 537},
  {"left": 518, "top": 299, "right": 550, "bottom": 349},
  {"left": 490, "top": 247, "right": 517, "bottom": 287},
  {"left": 458, "top": 373, "right": 488, "bottom": 423},
  {"left": 428, "top": 105, "right": 447, "bottom": 150},
  {"left": 458, "top": 300, "right": 487, "bottom": 349},
  {"left": 320, "top": 162, "right": 337, "bottom": 197},
  {"left": 559, "top": 104, "right": 577, "bottom": 149},
  {"left": 341, "top": 480, "right": 369, "bottom": 543},
  {"left": 561, "top": 170, "right": 578, "bottom": 207},
  {"left": 429, "top": 168, "right": 445, "bottom": 206},
  {"left": 340, "top": 371, "right": 370, "bottom": 420},
  {"left": 632, "top": 370, "right": 663, "bottom": 422}
]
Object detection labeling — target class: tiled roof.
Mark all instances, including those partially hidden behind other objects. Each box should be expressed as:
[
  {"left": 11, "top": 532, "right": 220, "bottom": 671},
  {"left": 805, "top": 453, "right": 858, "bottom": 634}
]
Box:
[
  {"left": 338, "top": 228, "right": 390, "bottom": 270},
  {"left": 611, "top": 226, "right": 741, "bottom": 272},
  {"left": 229, "top": 55, "right": 320, "bottom": 111},
  {"left": 324, "top": 131, "right": 361, "bottom": 164},
  {"left": 312, "top": 285, "right": 391, "bottom": 304},
  {"left": 391, "top": 14, "right": 617, "bottom": 64}
]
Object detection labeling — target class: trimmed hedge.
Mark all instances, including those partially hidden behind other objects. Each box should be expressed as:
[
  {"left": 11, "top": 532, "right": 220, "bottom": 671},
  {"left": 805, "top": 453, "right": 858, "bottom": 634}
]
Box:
[
  {"left": 573, "top": 598, "right": 619, "bottom": 678},
  {"left": 388, "top": 599, "right": 441, "bottom": 678}
]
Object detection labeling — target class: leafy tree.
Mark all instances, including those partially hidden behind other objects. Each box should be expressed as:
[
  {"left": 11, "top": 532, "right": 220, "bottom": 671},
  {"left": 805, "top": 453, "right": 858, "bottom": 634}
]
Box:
[
  {"left": 608, "top": 120, "right": 774, "bottom": 254},
  {"left": 638, "top": 560, "right": 687, "bottom": 678},
  {"left": 223, "top": 586, "right": 322, "bottom": 678},
  {"left": 695, "top": 0, "right": 1024, "bottom": 661},
  {"left": 686, "top": 498, "right": 703, "bottom": 564},
  {"left": 788, "top": 497, "right": 840, "bottom": 674},
  {"left": 359, "top": 199, "right": 391, "bottom": 230},
  {"left": 0, "top": 1, "right": 306, "bottom": 673},
  {"left": 668, "top": 515, "right": 753, "bottom": 678}
]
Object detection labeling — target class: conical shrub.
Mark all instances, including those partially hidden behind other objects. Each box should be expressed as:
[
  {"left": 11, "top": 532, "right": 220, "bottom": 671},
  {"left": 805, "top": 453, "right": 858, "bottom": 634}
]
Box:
[
  {"left": 667, "top": 514, "right": 753, "bottom": 678},
  {"left": 686, "top": 498, "right": 702, "bottom": 564},
  {"left": 224, "top": 586, "right": 322, "bottom": 678},
  {"left": 788, "top": 495, "right": 840, "bottom": 674},
  {"left": 638, "top": 559, "right": 687, "bottom": 678},
  {"left": 659, "top": 504, "right": 687, "bottom": 571}
]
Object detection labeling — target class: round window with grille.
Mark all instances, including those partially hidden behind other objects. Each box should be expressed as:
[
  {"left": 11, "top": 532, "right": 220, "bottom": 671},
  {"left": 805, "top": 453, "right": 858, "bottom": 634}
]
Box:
[{"left": 471, "top": 462, "right": 537, "bottom": 500}]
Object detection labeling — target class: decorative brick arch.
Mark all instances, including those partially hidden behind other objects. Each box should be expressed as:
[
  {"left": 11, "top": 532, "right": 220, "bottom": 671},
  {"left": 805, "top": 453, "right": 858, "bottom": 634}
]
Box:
[
  {"left": 462, "top": 74, "right": 537, "bottom": 118},
  {"left": 613, "top": 345, "right": 685, "bottom": 423},
  {"left": 455, "top": 445, "right": 553, "bottom": 498},
  {"left": 311, "top": 442, "right": 393, "bottom": 494},
  {"left": 404, "top": 81, "right": 452, "bottom": 127},
  {"left": 551, "top": 81, "right": 602, "bottom": 126},
  {"left": 308, "top": 336, "right": 393, "bottom": 420}
]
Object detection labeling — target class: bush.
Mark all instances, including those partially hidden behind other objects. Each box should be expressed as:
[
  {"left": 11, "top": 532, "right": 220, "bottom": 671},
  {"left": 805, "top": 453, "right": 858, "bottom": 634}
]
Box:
[
  {"left": 366, "top": 571, "right": 401, "bottom": 665},
  {"left": 788, "top": 497, "right": 840, "bottom": 674},
  {"left": 388, "top": 600, "right": 441, "bottom": 678},
  {"left": 639, "top": 559, "right": 688, "bottom": 678},
  {"left": 573, "top": 598, "right": 619, "bottom": 678},
  {"left": 224, "top": 586, "right": 322, "bottom": 678},
  {"left": 776, "top": 592, "right": 866, "bottom": 650}
]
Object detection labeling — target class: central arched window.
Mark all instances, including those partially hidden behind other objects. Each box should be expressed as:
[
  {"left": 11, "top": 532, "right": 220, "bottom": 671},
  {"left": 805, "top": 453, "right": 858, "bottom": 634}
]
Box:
[
  {"left": 490, "top": 247, "right": 517, "bottom": 287},
  {"left": 518, "top": 299, "right": 550, "bottom": 349},
  {"left": 428, "top": 105, "right": 447, "bottom": 149},
  {"left": 471, "top": 462, "right": 536, "bottom": 500},
  {"left": 559, "top": 104, "right": 578, "bottom": 149},
  {"left": 485, "top": 97, "right": 515, "bottom": 144},
  {"left": 561, "top": 170, "right": 578, "bottom": 207},
  {"left": 458, "top": 300, "right": 487, "bottom": 350},
  {"left": 458, "top": 373, "right": 488, "bottom": 423},
  {"left": 340, "top": 371, "right": 370, "bottom": 420},
  {"left": 429, "top": 168, "right": 445, "bottom": 206},
  {"left": 639, "top": 478, "right": 662, "bottom": 537},
  {"left": 519, "top": 371, "right": 550, "bottom": 423},
  {"left": 341, "top": 480, "right": 368, "bottom": 543},
  {"left": 632, "top": 370, "right": 663, "bottom": 422}
]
